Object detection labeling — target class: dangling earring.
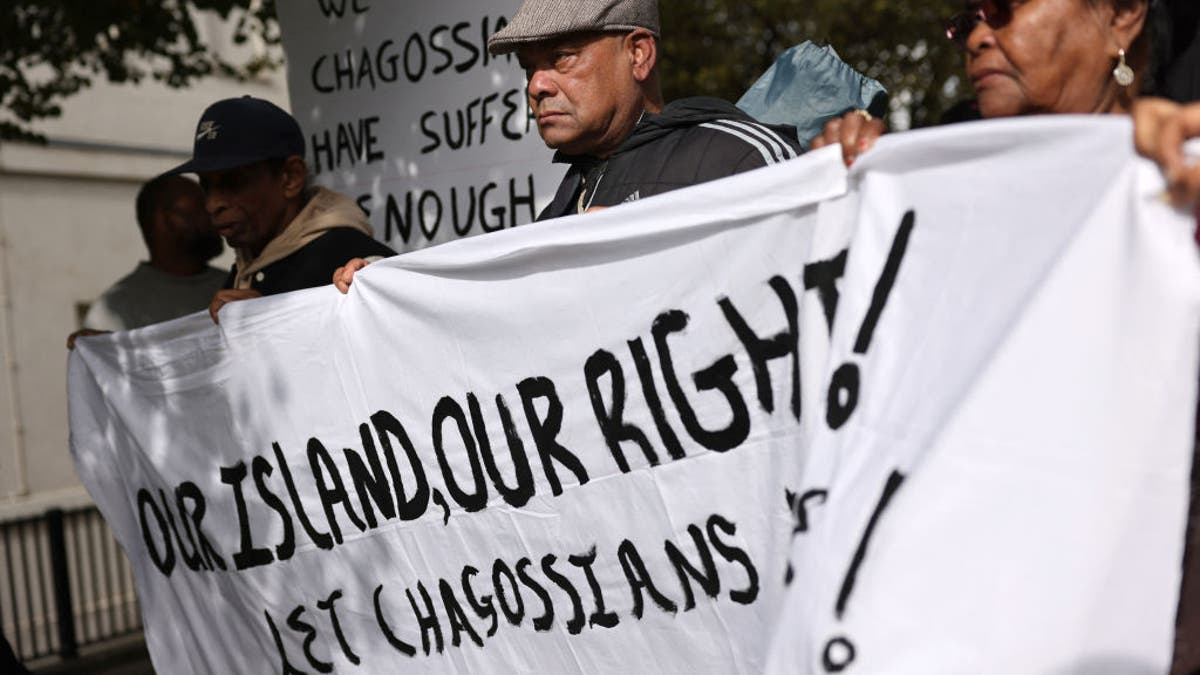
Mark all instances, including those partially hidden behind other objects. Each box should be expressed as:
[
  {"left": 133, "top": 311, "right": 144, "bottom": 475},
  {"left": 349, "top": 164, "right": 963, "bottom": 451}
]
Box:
[{"left": 1113, "top": 48, "right": 1135, "bottom": 87}]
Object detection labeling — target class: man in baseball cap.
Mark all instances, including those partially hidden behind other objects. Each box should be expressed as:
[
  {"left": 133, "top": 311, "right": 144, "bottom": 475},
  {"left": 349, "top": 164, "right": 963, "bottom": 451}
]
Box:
[
  {"left": 489, "top": 0, "right": 802, "bottom": 220},
  {"left": 169, "top": 96, "right": 393, "bottom": 321}
]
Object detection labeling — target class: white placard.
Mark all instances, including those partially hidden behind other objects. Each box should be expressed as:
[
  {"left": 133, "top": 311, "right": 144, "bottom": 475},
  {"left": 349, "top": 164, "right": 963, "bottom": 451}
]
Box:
[{"left": 276, "top": 0, "right": 563, "bottom": 252}]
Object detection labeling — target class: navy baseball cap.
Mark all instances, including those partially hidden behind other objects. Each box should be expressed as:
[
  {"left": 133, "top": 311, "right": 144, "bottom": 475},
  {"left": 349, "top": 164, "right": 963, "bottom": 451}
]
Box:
[{"left": 167, "top": 96, "right": 305, "bottom": 175}]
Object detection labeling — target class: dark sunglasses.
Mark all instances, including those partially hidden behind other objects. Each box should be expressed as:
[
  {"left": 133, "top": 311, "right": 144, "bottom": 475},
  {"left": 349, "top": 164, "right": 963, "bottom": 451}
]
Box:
[{"left": 945, "top": 0, "right": 1015, "bottom": 49}]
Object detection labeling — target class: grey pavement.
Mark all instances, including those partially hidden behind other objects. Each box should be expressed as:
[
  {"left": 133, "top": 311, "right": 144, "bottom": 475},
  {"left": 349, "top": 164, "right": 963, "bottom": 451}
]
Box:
[{"left": 29, "top": 635, "right": 154, "bottom": 675}]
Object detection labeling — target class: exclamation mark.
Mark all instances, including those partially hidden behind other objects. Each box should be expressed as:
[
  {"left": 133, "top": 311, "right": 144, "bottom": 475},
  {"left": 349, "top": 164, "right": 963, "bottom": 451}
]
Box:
[
  {"left": 823, "top": 470, "right": 906, "bottom": 673},
  {"left": 826, "top": 210, "right": 916, "bottom": 430}
]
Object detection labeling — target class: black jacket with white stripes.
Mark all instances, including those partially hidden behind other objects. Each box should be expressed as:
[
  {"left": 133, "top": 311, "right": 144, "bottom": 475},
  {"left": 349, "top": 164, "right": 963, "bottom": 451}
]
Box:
[{"left": 538, "top": 96, "right": 802, "bottom": 221}]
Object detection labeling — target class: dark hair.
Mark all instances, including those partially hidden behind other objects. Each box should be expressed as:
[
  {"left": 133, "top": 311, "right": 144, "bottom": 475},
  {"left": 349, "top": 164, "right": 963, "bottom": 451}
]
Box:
[
  {"left": 1139, "top": 0, "right": 1172, "bottom": 95},
  {"left": 1154, "top": 0, "right": 1200, "bottom": 100},
  {"left": 134, "top": 174, "right": 192, "bottom": 246},
  {"left": 1100, "top": 0, "right": 1184, "bottom": 97}
]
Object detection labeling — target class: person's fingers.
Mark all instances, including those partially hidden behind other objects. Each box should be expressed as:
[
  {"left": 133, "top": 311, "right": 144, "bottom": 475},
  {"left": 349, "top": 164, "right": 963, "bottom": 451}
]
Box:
[
  {"left": 209, "top": 294, "right": 227, "bottom": 324},
  {"left": 810, "top": 112, "right": 885, "bottom": 166},
  {"left": 1158, "top": 105, "right": 1200, "bottom": 205},
  {"left": 810, "top": 118, "right": 842, "bottom": 151},
  {"left": 333, "top": 265, "right": 352, "bottom": 294},
  {"left": 839, "top": 112, "right": 866, "bottom": 166},
  {"left": 1169, "top": 165, "right": 1200, "bottom": 207},
  {"left": 1130, "top": 98, "right": 1200, "bottom": 206},
  {"left": 1156, "top": 113, "right": 1189, "bottom": 183},
  {"left": 207, "top": 289, "right": 260, "bottom": 324},
  {"left": 66, "top": 329, "right": 105, "bottom": 350},
  {"left": 333, "top": 258, "right": 369, "bottom": 294},
  {"left": 1132, "top": 98, "right": 1174, "bottom": 161},
  {"left": 856, "top": 118, "right": 886, "bottom": 158}
]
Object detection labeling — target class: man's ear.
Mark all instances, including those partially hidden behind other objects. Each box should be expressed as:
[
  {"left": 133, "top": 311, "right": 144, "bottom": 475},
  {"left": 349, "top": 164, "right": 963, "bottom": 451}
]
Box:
[
  {"left": 625, "top": 29, "right": 657, "bottom": 82},
  {"left": 143, "top": 209, "right": 165, "bottom": 247},
  {"left": 281, "top": 156, "right": 308, "bottom": 199},
  {"left": 1110, "top": 0, "right": 1148, "bottom": 53}
]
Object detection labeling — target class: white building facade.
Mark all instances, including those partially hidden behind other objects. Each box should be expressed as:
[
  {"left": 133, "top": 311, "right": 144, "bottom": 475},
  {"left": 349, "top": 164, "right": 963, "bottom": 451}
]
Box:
[{"left": 0, "top": 16, "right": 289, "bottom": 521}]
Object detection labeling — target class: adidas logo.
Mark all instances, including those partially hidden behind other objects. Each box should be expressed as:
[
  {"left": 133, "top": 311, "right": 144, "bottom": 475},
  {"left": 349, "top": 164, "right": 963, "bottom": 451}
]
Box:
[{"left": 623, "top": 190, "right": 641, "bottom": 203}]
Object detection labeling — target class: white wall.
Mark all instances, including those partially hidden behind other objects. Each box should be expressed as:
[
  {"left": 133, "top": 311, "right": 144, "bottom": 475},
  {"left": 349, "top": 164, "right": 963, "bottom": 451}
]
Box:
[{"left": 0, "top": 22, "right": 289, "bottom": 519}]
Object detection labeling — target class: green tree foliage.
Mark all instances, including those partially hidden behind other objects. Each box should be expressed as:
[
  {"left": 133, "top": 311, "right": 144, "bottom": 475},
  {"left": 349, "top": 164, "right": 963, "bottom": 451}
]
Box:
[
  {"left": 660, "top": 0, "right": 967, "bottom": 128},
  {"left": 1, "top": 0, "right": 280, "bottom": 141}
]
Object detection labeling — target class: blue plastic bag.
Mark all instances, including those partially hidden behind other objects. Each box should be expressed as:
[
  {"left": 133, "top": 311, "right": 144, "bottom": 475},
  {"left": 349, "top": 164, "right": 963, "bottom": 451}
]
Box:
[{"left": 737, "top": 41, "right": 888, "bottom": 148}]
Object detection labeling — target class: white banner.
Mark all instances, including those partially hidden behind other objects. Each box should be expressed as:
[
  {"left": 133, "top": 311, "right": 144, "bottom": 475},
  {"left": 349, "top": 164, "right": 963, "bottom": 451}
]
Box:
[
  {"left": 275, "top": 0, "right": 561, "bottom": 253},
  {"left": 69, "top": 118, "right": 1199, "bottom": 674}
]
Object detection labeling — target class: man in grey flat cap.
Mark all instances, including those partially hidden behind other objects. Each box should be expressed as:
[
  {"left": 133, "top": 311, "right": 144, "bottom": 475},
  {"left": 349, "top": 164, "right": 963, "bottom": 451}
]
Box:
[
  {"left": 332, "top": 0, "right": 803, "bottom": 291},
  {"left": 488, "top": 0, "right": 803, "bottom": 220}
]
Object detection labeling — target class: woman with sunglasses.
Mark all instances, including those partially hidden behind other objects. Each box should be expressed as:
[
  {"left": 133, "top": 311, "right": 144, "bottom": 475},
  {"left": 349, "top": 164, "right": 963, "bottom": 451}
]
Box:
[
  {"left": 815, "top": 0, "right": 1200, "bottom": 207},
  {"left": 818, "top": 2, "right": 1200, "bottom": 673}
]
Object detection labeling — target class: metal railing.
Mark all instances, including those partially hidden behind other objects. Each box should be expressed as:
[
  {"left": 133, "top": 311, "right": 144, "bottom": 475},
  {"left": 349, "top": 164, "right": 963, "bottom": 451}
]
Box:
[{"left": 0, "top": 506, "right": 142, "bottom": 665}]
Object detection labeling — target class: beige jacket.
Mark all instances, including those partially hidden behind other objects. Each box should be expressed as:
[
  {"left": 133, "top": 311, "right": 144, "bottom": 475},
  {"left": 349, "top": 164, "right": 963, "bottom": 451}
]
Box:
[{"left": 230, "top": 187, "right": 373, "bottom": 290}]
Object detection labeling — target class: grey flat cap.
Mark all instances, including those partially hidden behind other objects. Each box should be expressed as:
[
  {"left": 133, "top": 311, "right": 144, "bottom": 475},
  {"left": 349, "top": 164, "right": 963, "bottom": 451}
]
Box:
[{"left": 488, "top": 0, "right": 660, "bottom": 55}]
